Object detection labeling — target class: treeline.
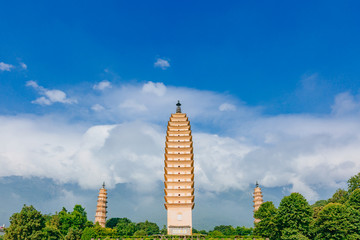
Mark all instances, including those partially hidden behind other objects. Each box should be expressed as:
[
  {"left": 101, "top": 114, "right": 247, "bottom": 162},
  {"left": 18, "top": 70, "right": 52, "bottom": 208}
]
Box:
[
  {"left": 2, "top": 205, "right": 253, "bottom": 239},
  {"left": 254, "top": 172, "right": 360, "bottom": 239},
  {"left": 105, "top": 218, "right": 253, "bottom": 237}
]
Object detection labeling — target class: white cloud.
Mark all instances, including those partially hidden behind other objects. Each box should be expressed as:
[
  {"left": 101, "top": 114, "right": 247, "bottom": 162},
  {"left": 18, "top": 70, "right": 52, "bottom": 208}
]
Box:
[
  {"left": 154, "top": 58, "right": 170, "bottom": 70},
  {"left": 20, "top": 62, "right": 27, "bottom": 70},
  {"left": 26, "top": 81, "right": 77, "bottom": 105},
  {"left": 93, "top": 80, "right": 112, "bottom": 90},
  {"left": 119, "top": 99, "right": 147, "bottom": 112},
  {"left": 91, "top": 104, "right": 105, "bottom": 111},
  {"left": 331, "top": 92, "right": 360, "bottom": 116},
  {"left": 0, "top": 62, "right": 14, "bottom": 71},
  {"left": 219, "top": 103, "right": 236, "bottom": 111},
  {"left": 3, "top": 82, "right": 360, "bottom": 204},
  {"left": 142, "top": 81, "right": 167, "bottom": 96}
]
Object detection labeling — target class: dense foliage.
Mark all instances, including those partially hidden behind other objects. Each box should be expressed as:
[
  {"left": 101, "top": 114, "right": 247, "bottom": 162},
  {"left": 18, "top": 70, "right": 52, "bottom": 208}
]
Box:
[
  {"left": 254, "top": 172, "right": 360, "bottom": 240},
  {"left": 4, "top": 172, "right": 360, "bottom": 239},
  {"left": 3, "top": 205, "right": 162, "bottom": 240}
]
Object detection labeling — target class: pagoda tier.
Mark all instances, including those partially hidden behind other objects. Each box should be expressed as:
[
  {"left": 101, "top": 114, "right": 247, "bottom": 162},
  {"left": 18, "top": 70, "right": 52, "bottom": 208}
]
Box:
[
  {"left": 94, "top": 183, "right": 108, "bottom": 227},
  {"left": 253, "top": 183, "right": 264, "bottom": 224},
  {"left": 164, "top": 102, "right": 194, "bottom": 235}
]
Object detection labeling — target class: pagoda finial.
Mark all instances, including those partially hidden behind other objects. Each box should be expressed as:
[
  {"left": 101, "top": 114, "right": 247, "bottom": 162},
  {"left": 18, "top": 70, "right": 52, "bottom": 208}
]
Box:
[
  {"left": 176, "top": 100, "right": 182, "bottom": 113},
  {"left": 256, "top": 181, "right": 259, "bottom": 187},
  {"left": 102, "top": 182, "right": 105, "bottom": 188}
]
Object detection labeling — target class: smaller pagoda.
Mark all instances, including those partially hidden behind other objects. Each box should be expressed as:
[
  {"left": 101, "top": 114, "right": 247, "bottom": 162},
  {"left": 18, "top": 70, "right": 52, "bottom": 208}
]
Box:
[
  {"left": 253, "top": 182, "right": 263, "bottom": 224},
  {"left": 94, "top": 182, "right": 108, "bottom": 227}
]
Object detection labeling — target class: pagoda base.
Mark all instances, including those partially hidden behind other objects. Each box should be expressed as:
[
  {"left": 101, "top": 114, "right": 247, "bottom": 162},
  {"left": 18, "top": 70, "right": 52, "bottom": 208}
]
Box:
[
  {"left": 167, "top": 207, "right": 192, "bottom": 235},
  {"left": 168, "top": 226, "right": 192, "bottom": 235}
]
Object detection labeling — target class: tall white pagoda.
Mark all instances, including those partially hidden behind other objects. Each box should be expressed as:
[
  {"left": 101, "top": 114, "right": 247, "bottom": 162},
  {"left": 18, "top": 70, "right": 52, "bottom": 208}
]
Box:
[
  {"left": 253, "top": 182, "right": 263, "bottom": 224},
  {"left": 164, "top": 101, "right": 195, "bottom": 235},
  {"left": 94, "top": 182, "right": 108, "bottom": 227}
]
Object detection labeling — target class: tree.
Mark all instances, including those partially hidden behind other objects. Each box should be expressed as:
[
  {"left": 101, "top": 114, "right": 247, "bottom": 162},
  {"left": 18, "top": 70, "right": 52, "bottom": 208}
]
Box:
[
  {"left": 347, "top": 188, "right": 360, "bottom": 211},
  {"left": 65, "top": 227, "right": 82, "bottom": 240},
  {"left": 213, "top": 225, "right": 236, "bottom": 235},
  {"left": 312, "top": 203, "right": 359, "bottom": 239},
  {"left": 328, "top": 188, "right": 349, "bottom": 204},
  {"left": 311, "top": 200, "right": 328, "bottom": 208},
  {"left": 42, "top": 225, "right": 64, "bottom": 240},
  {"left": 280, "top": 228, "right": 309, "bottom": 240},
  {"left": 254, "top": 201, "right": 278, "bottom": 239},
  {"left": 348, "top": 172, "right": 360, "bottom": 193},
  {"left": 56, "top": 205, "right": 92, "bottom": 236},
  {"left": 208, "top": 230, "right": 222, "bottom": 237},
  {"left": 81, "top": 227, "right": 97, "bottom": 240},
  {"left": 235, "top": 226, "right": 253, "bottom": 236},
  {"left": 276, "top": 193, "right": 313, "bottom": 238},
  {"left": 113, "top": 218, "right": 136, "bottom": 236},
  {"left": 106, "top": 218, "right": 129, "bottom": 229},
  {"left": 198, "top": 230, "right": 207, "bottom": 235},
  {"left": 5, "top": 205, "right": 46, "bottom": 240},
  {"left": 135, "top": 220, "right": 159, "bottom": 235},
  {"left": 133, "top": 230, "right": 147, "bottom": 236},
  {"left": 161, "top": 225, "right": 167, "bottom": 235},
  {"left": 81, "top": 223, "right": 117, "bottom": 240},
  {"left": 116, "top": 222, "right": 136, "bottom": 236}
]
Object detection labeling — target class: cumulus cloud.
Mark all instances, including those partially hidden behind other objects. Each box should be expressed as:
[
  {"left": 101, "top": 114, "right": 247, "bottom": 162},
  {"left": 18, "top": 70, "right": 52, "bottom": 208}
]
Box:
[
  {"left": 91, "top": 104, "right": 105, "bottom": 111},
  {"left": 0, "top": 62, "right": 14, "bottom": 71},
  {"left": 219, "top": 103, "right": 236, "bottom": 111},
  {"left": 2, "top": 82, "right": 360, "bottom": 204},
  {"left": 119, "top": 99, "right": 147, "bottom": 112},
  {"left": 154, "top": 58, "right": 170, "bottom": 70},
  {"left": 20, "top": 62, "right": 27, "bottom": 70},
  {"left": 331, "top": 92, "right": 360, "bottom": 116},
  {"left": 142, "top": 81, "right": 167, "bottom": 96},
  {"left": 26, "top": 81, "right": 77, "bottom": 105},
  {"left": 93, "top": 80, "right": 112, "bottom": 90}
]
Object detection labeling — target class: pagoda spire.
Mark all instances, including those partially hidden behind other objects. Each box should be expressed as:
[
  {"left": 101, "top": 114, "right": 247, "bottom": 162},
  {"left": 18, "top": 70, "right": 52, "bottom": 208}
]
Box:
[
  {"left": 94, "top": 182, "right": 108, "bottom": 227},
  {"left": 176, "top": 100, "right": 182, "bottom": 113},
  {"left": 253, "top": 182, "right": 263, "bottom": 224}
]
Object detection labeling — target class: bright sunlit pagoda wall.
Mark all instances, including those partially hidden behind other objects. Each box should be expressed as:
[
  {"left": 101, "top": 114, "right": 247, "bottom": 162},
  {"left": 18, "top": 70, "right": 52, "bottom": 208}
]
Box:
[
  {"left": 164, "top": 101, "right": 195, "bottom": 235},
  {"left": 94, "top": 183, "right": 108, "bottom": 227},
  {"left": 253, "top": 182, "right": 263, "bottom": 224}
]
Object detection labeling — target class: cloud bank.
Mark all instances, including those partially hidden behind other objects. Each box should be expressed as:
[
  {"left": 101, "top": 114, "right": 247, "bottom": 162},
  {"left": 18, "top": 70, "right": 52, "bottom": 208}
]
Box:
[{"left": 1, "top": 81, "right": 360, "bottom": 203}]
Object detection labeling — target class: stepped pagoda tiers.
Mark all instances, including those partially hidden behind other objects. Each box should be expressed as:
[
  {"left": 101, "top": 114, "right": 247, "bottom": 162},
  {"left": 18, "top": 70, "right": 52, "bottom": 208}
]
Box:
[
  {"left": 164, "top": 101, "right": 195, "bottom": 235},
  {"left": 94, "top": 182, "right": 108, "bottom": 227},
  {"left": 253, "top": 182, "right": 263, "bottom": 224}
]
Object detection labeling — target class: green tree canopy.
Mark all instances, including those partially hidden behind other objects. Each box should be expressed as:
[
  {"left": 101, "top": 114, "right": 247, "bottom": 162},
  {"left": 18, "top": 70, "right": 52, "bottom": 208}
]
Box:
[
  {"left": 5, "top": 205, "right": 46, "bottom": 240},
  {"left": 135, "top": 220, "right": 159, "bottom": 236},
  {"left": 254, "top": 201, "right": 278, "bottom": 239},
  {"left": 55, "top": 205, "right": 91, "bottom": 236},
  {"left": 116, "top": 221, "right": 136, "bottom": 236},
  {"left": 328, "top": 188, "right": 349, "bottom": 204},
  {"left": 106, "top": 217, "right": 131, "bottom": 229},
  {"left": 133, "top": 230, "right": 147, "bottom": 236},
  {"left": 208, "top": 230, "right": 222, "bottom": 237},
  {"left": 213, "top": 225, "right": 236, "bottom": 236},
  {"left": 280, "top": 228, "right": 309, "bottom": 240},
  {"left": 276, "top": 193, "right": 312, "bottom": 238},
  {"left": 161, "top": 225, "right": 167, "bottom": 235},
  {"left": 311, "top": 199, "right": 328, "bottom": 208},
  {"left": 81, "top": 223, "right": 117, "bottom": 240},
  {"left": 312, "top": 203, "right": 359, "bottom": 239},
  {"left": 235, "top": 226, "right": 253, "bottom": 236},
  {"left": 347, "top": 188, "right": 360, "bottom": 211},
  {"left": 348, "top": 172, "right": 360, "bottom": 193}
]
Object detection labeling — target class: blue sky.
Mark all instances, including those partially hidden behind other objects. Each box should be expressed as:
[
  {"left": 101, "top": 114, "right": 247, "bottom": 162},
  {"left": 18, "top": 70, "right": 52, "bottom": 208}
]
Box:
[{"left": 1, "top": 0, "right": 360, "bottom": 230}]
